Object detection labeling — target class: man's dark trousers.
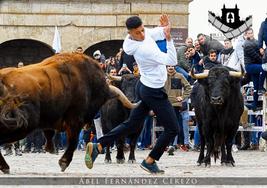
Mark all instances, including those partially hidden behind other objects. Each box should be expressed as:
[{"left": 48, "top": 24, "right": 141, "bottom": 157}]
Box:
[{"left": 98, "top": 81, "right": 179, "bottom": 160}]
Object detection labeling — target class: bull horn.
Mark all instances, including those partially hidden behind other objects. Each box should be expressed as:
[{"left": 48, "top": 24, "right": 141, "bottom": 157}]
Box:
[
  {"left": 189, "top": 69, "right": 209, "bottom": 79},
  {"left": 229, "top": 71, "right": 243, "bottom": 78},
  {"left": 229, "top": 64, "right": 245, "bottom": 78},
  {"left": 107, "top": 75, "right": 122, "bottom": 81},
  {"left": 109, "top": 85, "right": 140, "bottom": 109}
]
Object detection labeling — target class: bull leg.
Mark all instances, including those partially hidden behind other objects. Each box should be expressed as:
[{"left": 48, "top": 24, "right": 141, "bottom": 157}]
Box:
[
  {"left": 0, "top": 152, "right": 9, "bottom": 174},
  {"left": 116, "top": 137, "right": 125, "bottom": 164},
  {"left": 197, "top": 125, "right": 205, "bottom": 166},
  {"left": 225, "top": 136, "right": 235, "bottom": 167},
  {"left": 58, "top": 123, "right": 81, "bottom": 172},
  {"left": 43, "top": 130, "right": 56, "bottom": 154},
  {"left": 221, "top": 143, "right": 227, "bottom": 166},
  {"left": 128, "top": 134, "right": 138, "bottom": 164},
  {"left": 105, "top": 144, "right": 112, "bottom": 164},
  {"left": 203, "top": 138, "right": 213, "bottom": 167}
]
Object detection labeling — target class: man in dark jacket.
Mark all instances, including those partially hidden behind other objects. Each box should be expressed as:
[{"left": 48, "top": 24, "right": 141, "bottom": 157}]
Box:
[
  {"left": 197, "top": 33, "right": 224, "bottom": 56},
  {"left": 203, "top": 49, "right": 221, "bottom": 70},
  {"left": 244, "top": 28, "right": 267, "bottom": 111},
  {"left": 258, "top": 17, "right": 267, "bottom": 63},
  {"left": 185, "top": 45, "right": 203, "bottom": 73},
  {"left": 119, "top": 50, "right": 136, "bottom": 72}
]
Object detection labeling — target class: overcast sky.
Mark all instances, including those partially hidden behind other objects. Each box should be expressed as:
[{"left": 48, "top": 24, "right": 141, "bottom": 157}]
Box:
[{"left": 188, "top": 0, "right": 266, "bottom": 41}]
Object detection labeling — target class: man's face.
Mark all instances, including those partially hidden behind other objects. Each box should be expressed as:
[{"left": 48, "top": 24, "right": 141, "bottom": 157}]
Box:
[
  {"left": 109, "top": 69, "right": 117, "bottom": 76},
  {"left": 185, "top": 38, "right": 193, "bottom": 46},
  {"left": 246, "top": 30, "right": 254, "bottom": 40},
  {"left": 224, "top": 41, "right": 232, "bottom": 49},
  {"left": 209, "top": 52, "right": 217, "bottom": 62},
  {"left": 128, "top": 24, "right": 145, "bottom": 41},
  {"left": 198, "top": 35, "right": 205, "bottom": 45},
  {"left": 186, "top": 47, "right": 195, "bottom": 57},
  {"left": 167, "top": 66, "right": 175, "bottom": 73},
  {"left": 194, "top": 41, "right": 200, "bottom": 50}
]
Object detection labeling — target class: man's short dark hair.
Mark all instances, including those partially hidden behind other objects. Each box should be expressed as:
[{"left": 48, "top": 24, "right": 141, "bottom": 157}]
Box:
[
  {"left": 208, "top": 49, "right": 217, "bottom": 55},
  {"left": 245, "top": 27, "right": 253, "bottom": 34},
  {"left": 185, "top": 45, "right": 194, "bottom": 52},
  {"left": 197, "top": 33, "right": 204, "bottom": 39},
  {"left": 126, "top": 16, "right": 142, "bottom": 30},
  {"left": 224, "top": 38, "right": 231, "bottom": 42}
]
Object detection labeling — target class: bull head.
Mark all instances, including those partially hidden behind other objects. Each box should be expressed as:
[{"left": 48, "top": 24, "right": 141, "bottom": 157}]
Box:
[
  {"left": 190, "top": 67, "right": 244, "bottom": 79},
  {"left": 0, "top": 95, "right": 28, "bottom": 130}
]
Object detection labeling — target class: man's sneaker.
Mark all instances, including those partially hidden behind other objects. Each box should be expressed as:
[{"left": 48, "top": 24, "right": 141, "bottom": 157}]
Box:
[
  {"left": 248, "top": 144, "right": 259, "bottom": 150},
  {"left": 4, "top": 148, "right": 13, "bottom": 156},
  {"left": 259, "top": 137, "right": 267, "bottom": 152},
  {"left": 232, "top": 144, "right": 238, "bottom": 152},
  {"left": 239, "top": 144, "right": 250, "bottom": 150},
  {"left": 15, "top": 149, "right": 22, "bottom": 156},
  {"left": 85, "top": 142, "right": 99, "bottom": 169},
  {"left": 167, "top": 146, "right": 175, "bottom": 156},
  {"left": 258, "top": 88, "right": 266, "bottom": 95},
  {"left": 180, "top": 145, "right": 189, "bottom": 152},
  {"left": 192, "top": 145, "right": 200, "bottom": 152},
  {"left": 140, "top": 160, "right": 165, "bottom": 174}
]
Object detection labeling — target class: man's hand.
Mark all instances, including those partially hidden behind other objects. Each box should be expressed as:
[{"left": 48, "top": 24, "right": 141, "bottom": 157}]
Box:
[
  {"left": 164, "top": 24, "right": 171, "bottom": 41},
  {"left": 160, "top": 14, "right": 169, "bottom": 27},
  {"left": 199, "top": 59, "right": 204, "bottom": 65},
  {"left": 160, "top": 14, "right": 172, "bottom": 41},
  {"left": 176, "top": 96, "right": 183, "bottom": 102},
  {"left": 260, "top": 48, "right": 265, "bottom": 56}
]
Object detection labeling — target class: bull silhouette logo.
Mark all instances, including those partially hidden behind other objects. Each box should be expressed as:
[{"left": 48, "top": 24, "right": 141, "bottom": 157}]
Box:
[{"left": 208, "top": 4, "right": 252, "bottom": 39}]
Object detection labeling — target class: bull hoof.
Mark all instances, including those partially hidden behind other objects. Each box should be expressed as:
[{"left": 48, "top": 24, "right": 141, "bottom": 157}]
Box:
[
  {"left": 205, "top": 163, "right": 211, "bottom": 168},
  {"left": 58, "top": 159, "right": 69, "bottom": 172},
  {"left": 104, "top": 159, "right": 112, "bottom": 164},
  {"left": 1, "top": 168, "right": 10, "bottom": 174},
  {"left": 226, "top": 162, "right": 235, "bottom": 167},
  {"left": 221, "top": 162, "right": 227, "bottom": 166},
  {"left": 45, "top": 145, "right": 55, "bottom": 154},
  {"left": 128, "top": 159, "right": 136, "bottom": 164},
  {"left": 116, "top": 159, "right": 125, "bottom": 164}
]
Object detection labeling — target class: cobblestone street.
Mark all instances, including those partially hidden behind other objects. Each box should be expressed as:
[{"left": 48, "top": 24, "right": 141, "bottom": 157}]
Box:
[{"left": 1, "top": 149, "right": 267, "bottom": 177}]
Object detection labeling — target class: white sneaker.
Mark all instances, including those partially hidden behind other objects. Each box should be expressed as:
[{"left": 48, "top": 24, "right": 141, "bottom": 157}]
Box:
[
  {"left": 262, "top": 63, "right": 267, "bottom": 71},
  {"left": 232, "top": 144, "right": 238, "bottom": 152},
  {"left": 259, "top": 137, "right": 267, "bottom": 152}
]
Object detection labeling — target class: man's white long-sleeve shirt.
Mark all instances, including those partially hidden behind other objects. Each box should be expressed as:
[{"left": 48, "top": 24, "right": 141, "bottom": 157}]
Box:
[{"left": 123, "top": 27, "right": 177, "bottom": 88}]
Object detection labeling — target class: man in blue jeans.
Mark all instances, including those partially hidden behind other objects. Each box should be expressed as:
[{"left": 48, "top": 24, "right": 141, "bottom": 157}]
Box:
[
  {"left": 84, "top": 14, "right": 178, "bottom": 174},
  {"left": 244, "top": 28, "right": 267, "bottom": 111}
]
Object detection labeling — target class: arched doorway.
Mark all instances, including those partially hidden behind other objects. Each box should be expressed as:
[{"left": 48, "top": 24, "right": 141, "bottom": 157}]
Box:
[
  {"left": 84, "top": 40, "right": 123, "bottom": 59},
  {"left": 0, "top": 39, "right": 55, "bottom": 68}
]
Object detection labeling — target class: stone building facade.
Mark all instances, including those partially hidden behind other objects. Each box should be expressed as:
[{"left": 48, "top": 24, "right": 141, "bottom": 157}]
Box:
[{"left": 0, "top": 0, "right": 191, "bottom": 67}]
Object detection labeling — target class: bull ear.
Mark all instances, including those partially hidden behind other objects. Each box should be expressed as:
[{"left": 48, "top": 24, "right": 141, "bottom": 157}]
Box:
[{"left": 197, "top": 77, "right": 208, "bottom": 88}]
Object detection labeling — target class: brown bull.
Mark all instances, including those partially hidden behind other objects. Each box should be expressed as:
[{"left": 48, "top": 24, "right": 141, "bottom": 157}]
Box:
[{"left": 0, "top": 52, "right": 138, "bottom": 174}]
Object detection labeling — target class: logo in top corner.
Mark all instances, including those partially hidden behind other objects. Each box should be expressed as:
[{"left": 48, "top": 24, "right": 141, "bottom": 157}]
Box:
[{"left": 208, "top": 4, "right": 252, "bottom": 39}]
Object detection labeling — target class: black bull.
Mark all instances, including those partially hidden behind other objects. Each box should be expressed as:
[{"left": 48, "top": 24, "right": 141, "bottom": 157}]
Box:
[
  {"left": 0, "top": 53, "right": 138, "bottom": 174},
  {"left": 190, "top": 66, "right": 244, "bottom": 167},
  {"left": 100, "top": 74, "right": 142, "bottom": 164}
]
